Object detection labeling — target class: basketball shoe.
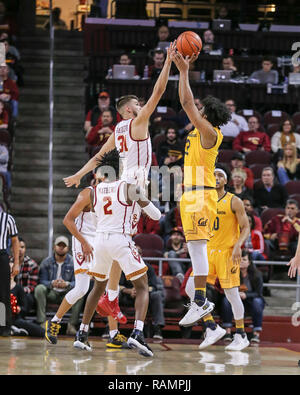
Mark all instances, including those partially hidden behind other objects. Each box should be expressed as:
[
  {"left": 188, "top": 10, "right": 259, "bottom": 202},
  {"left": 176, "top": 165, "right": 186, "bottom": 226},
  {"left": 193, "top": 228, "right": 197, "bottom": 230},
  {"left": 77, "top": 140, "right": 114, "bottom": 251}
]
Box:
[
  {"left": 45, "top": 319, "right": 61, "bottom": 345},
  {"left": 96, "top": 293, "right": 127, "bottom": 324},
  {"left": 225, "top": 333, "right": 250, "bottom": 351},
  {"left": 127, "top": 329, "right": 153, "bottom": 357},
  {"left": 106, "top": 332, "right": 130, "bottom": 349},
  {"left": 73, "top": 330, "right": 92, "bottom": 351},
  {"left": 179, "top": 299, "right": 215, "bottom": 327},
  {"left": 198, "top": 324, "right": 226, "bottom": 350}
]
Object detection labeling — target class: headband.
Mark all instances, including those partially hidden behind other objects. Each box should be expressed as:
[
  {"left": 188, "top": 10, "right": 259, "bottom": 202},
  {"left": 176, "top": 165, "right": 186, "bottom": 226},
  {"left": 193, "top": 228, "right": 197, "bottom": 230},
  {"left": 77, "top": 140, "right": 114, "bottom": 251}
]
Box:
[{"left": 214, "top": 168, "right": 227, "bottom": 180}]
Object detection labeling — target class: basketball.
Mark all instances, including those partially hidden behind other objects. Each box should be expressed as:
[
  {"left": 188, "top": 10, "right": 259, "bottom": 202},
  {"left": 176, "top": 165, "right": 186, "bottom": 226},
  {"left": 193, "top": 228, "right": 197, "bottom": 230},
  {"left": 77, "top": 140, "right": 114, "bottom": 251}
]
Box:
[{"left": 176, "top": 31, "right": 202, "bottom": 57}]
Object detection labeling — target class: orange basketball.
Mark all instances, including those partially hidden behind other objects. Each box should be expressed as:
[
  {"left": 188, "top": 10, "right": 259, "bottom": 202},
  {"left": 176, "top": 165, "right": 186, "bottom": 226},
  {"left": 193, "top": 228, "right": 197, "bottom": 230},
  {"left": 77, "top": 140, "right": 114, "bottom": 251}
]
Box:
[{"left": 176, "top": 31, "right": 202, "bottom": 58}]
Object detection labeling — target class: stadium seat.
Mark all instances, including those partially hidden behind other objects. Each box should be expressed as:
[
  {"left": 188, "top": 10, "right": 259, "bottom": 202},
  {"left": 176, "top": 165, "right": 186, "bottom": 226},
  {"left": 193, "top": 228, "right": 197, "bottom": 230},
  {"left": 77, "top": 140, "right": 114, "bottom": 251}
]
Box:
[
  {"left": 237, "top": 109, "right": 263, "bottom": 123},
  {"left": 296, "top": 125, "right": 300, "bottom": 134},
  {"left": 266, "top": 123, "right": 280, "bottom": 137},
  {"left": 162, "top": 275, "right": 184, "bottom": 310},
  {"left": 0, "top": 130, "right": 11, "bottom": 146},
  {"left": 263, "top": 110, "right": 289, "bottom": 128},
  {"left": 289, "top": 194, "right": 300, "bottom": 207},
  {"left": 249, "top": 164, "right": 266, "bottom": 180},
  {"left": 284, "top": 180, "right": 300, "bottom": 196},
  {"left": 151, "top": 106, "right": 177, "bottom": 123},
  {"left": 245, "top": 150, "right": 272, "bottom": 166},
  {"left": 292, "top": 112, "right": 300, "bottom": 126},
  {"left": 260, "top": 208, "right": 285, "bottom": 227},
  {"left": 133, "top": 233, "right": 164, "bottom": 253},
  {"left": 153, "top": 133, "right": 166, "bottom": 153},
  {"left": 218, "top": 149, "right": 235, "bottom": 164}
]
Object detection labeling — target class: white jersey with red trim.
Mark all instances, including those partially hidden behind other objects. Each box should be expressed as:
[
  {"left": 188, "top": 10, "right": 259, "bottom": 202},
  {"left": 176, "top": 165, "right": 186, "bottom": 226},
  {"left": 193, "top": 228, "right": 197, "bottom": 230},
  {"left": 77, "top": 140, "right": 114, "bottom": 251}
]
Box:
[
  {"left": 73, "top": 187, "right": 97, "bottom": 237},
  {"left": 94, "top": 180, "right": 136, "bottom": 235},
  {"left": 114, "top": 118, "right": 152, "bottom": 188}
]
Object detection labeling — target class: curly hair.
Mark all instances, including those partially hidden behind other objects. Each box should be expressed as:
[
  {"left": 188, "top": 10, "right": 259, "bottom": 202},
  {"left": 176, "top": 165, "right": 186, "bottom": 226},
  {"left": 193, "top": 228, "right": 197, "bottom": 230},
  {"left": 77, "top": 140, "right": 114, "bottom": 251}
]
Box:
[
  {"left": 95, "top": 148, "right": 120, "bottom": 180},
  {"left": 201, "top": 95, "right": 231, "bottom": 128}
]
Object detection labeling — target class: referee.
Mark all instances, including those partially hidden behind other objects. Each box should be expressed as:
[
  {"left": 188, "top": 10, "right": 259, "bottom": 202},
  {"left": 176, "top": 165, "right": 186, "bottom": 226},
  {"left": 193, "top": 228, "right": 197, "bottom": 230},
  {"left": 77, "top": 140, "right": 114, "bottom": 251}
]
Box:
[{"left": 0, "top": 210, "right": 19, "bottom": 336}]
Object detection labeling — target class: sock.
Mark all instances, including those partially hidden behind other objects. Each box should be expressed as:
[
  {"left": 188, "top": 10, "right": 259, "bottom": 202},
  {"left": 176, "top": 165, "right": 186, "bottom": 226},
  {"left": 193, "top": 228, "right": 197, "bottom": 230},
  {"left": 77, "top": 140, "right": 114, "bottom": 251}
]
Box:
[
  {"left": 134, "top": 320, "right": 144, "bottom": 332},
  {"left": 51, "top": 315, "right": 61, "bottom": 323},
  {"left": 80, "top": 323, "right": 89, "bottom": 332},
  {"left": 202, "top": 314, "right": 217, "bottom": 330},
  {"left": 109, "top": 329, "right": 118, "bottom": 339},
  {"left": 194, "top": 287, "right": 206, "bottom": 305},
  {"left": 235, "top": 319, "right": 245, "bottom": 337},
  {"left": 108, "top": 289, "right": 119, "bottom": 302}
]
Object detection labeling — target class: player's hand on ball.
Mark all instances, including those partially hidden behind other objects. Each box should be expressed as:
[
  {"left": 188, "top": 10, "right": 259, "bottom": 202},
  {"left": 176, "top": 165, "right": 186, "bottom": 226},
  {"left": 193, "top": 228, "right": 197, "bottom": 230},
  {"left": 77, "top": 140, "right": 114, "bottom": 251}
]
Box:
[
  {"left": 167, "top": 41, "right": 177, "bottom": 63},
  {"left": 63, "top": 174, "right": 81, "bottom": 188}
]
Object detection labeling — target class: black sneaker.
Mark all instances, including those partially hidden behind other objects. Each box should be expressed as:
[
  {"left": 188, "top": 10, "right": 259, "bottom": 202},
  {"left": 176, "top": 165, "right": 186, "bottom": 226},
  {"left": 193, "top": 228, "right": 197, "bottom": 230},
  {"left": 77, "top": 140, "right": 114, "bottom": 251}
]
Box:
[
  {"left": 127, "top": 329, "right": 154, "bottom": 357},
  {"left": 45, "top": 319, "right": 61, "bottom": 345},
  {"left": 73, "top": 330, "right": 92, "bottom": 351},
  {"left": 250, "top": 333, "right": 260, "bottom": 344},
  {"left": 152, "top": 326, "right": 163, "bottom": 341},
  {"left": 106, "top": 332, "right": 130, "bottom": 349},
  {"left": 101, "top": 325, "right": 110, "bottom": 339},
  {"left": 223, "top": 333, "right": 232, "bottom": 344}
]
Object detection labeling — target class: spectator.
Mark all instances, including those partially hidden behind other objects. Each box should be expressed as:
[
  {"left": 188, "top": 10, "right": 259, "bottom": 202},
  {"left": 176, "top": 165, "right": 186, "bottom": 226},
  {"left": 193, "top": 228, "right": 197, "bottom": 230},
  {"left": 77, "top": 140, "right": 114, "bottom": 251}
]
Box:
[
  {"left": 233, "top": 116, "right": 271, "bottom": 153},
  {"left": 220, "top": 249, "right": 265, "bottom": 344},
  {"left": 222, "top": 56, "right": 237, "bottom": 72},
  {"left": 117, "top": 53, "right": 138, "bottom": 76},
  {"left": 0, "top": 62, "right": 19, "bottom": 119},
  {"left": 243, "top": 197, "right": 263, "bottom": 232},
  {"left": 230, "top": 152, "right": 254, "bottom": 189},
  {"left": 229, "top": 168, "right": 253, "bottom": 200},
  {"left": 85, "top": 109, "right": 115, "bottom": 152},
  {"left": 34, "top": 236, "right": 84, "bottom": 335},
  {"left": 10, "top": 260, "right": 44, "bottom": 337},
  {"left": 0, "top": 143, "right": 11, "bottom": 191},
  {"left": 1, "top": 38, "right": 17, "bottom": 81},
  {"left": 44, "top": 7, "right": 68, "bottom": 30},
  {"left": 201, "top": 29, "right": 223, "bottom": 55},
  {"left": 264, "top": 199, "right": 300, "bottom": 258},
  {"left": 277, "top": 143, "right": 300, "bottom": 185},
  {"left": 220, "top": 99, "right": 249, "bottom": 139},
  {"left": 271, "top": 119, "right": 300, "bottom": 157},
  {"left": 156, "top": 125, "right": 185, "bottom": 168},
  {"left": 137, "top": 211, "right": 161, "bottom": 235},
  {"left": 84, "top": 91, "right": 120, "bottom": 135},
  {"left": 253, "top": 167, "right": 288, "bottom": 213},
  {"left": 119, "top": 247, "right": 165, "bottom": 341},
  {"left": 148, "top": 49, "right": 169, "bottom": 80},
  {"left": 216, "top": 5, "right": 229, "bottom": 19},
  {"left": 0, "top": 33, "right": 20, "bottom": 60},
  {"left": 155, "top": 24, "right": 171, "bottom": 48},
  {"left": 249, "top": 57, "right": 279, "bottom": 85},
  {"left": 164, "top": 227, "right": 190, "bottom": 280},
  {"left": 0, "top": 100, "right": 9, "bottom": 129},
  {"left": 244, "top": 213, "right": 267, "bottom": 261},
  {"left": 10, "top": 237, "right": 39, "bottom": 316}
]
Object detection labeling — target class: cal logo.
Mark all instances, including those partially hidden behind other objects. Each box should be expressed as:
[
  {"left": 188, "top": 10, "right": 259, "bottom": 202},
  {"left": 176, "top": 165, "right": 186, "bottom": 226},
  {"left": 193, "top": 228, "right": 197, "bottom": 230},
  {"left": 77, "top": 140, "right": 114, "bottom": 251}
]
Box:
[
  {"left": 231, "top": 266, "right": 238, "bottom": 274},
  {"left": 198, "top": 218, "right": 208, "bottom": 227}
]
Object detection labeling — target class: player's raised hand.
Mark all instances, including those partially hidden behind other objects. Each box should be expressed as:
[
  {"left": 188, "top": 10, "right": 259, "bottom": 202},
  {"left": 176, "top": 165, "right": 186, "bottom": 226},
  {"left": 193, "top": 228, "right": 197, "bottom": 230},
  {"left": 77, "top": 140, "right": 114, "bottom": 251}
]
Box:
[
  {"left": 287, "top": 256, "right": 300, "bottom": 278},
  {"left": 167, "top": 40, "right": 177, "bottom": 63},
  {"left": 63, "top": 174, "right": 81, "bottom": 188}
]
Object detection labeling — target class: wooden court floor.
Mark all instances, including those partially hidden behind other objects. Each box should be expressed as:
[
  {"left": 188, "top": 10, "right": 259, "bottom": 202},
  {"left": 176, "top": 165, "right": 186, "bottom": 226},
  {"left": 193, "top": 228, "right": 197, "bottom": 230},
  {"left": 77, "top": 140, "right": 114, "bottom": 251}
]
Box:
[{"left": 0, "top": 337, "right": 300, "bottom": 375}]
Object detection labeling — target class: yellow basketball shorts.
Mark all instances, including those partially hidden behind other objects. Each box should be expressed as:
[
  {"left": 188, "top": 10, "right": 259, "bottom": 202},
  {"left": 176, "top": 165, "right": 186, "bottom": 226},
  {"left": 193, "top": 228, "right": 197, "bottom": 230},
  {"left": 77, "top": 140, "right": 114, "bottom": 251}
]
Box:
[
  {"left": 206, "top": 247, "right": 240, "bottom": 289},
  {"left": 180, "top": 189, "right": 218, "bottom": 242}
]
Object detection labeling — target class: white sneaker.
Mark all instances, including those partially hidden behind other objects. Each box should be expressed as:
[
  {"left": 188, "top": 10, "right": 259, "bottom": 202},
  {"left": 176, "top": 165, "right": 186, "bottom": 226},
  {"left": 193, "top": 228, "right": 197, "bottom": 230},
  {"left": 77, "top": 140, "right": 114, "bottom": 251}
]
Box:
[
  {"left": 198, "top": 324, "right": 226, "bottom": 350},
  {"left": 179, "top": 299, "right": 215, "bottom": 327},
  {"left": 225, "top": 333, "right": 250, "bottom": 351}
]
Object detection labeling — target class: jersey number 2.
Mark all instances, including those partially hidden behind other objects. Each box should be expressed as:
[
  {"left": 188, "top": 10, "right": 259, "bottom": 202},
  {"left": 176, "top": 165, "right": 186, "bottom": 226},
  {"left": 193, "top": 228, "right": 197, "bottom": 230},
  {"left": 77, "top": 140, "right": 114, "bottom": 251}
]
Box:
[
  {"left": 117, "top": 135, "right": 128, "bottom": 153},
  {"left": 103, "top": 197, "right": 112, "bottom": 215}
]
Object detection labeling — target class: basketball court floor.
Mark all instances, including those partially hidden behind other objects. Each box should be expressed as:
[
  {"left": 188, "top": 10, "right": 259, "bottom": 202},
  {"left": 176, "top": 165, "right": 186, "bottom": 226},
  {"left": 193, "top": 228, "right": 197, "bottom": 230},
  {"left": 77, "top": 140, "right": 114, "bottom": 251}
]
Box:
[{"left": 1, "top": 337, "right": 300, "bottom": 375}]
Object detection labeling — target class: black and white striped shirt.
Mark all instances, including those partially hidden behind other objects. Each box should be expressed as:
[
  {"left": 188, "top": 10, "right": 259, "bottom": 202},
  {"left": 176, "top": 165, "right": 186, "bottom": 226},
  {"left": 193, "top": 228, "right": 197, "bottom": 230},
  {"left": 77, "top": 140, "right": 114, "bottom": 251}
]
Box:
[{"left": 0, "top": 212, "right": 18, "bottom": 250}]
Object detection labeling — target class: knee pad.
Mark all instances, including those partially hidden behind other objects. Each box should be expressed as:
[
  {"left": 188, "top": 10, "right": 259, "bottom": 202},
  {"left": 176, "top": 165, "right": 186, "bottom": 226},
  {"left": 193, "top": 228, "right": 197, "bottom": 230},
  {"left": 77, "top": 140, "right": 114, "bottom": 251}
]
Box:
[
  {"left": 224, "top": 287, "right": 244, "bottom": 321},
  {"left": 187, "top": 240, "right": 208, "bottom": 276}
]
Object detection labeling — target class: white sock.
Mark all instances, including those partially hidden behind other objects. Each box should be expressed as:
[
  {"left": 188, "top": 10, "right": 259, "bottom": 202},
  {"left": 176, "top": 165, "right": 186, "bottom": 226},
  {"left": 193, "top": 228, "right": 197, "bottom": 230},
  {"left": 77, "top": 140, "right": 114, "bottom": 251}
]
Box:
[
  {"left": 109, "top": 329, "right": 118, "bottom": 339},
  {"left": 51, "top": 315, "right": 61, "bottom": 323},
  {"left": 108, "top": 288, "right": 119, "bottom": 301},
  {"left": 80, "top": 323, "right": 89, "bottom": 332},
  {"left": 134, "top": 320, "right": 144, "bottom": 332}
]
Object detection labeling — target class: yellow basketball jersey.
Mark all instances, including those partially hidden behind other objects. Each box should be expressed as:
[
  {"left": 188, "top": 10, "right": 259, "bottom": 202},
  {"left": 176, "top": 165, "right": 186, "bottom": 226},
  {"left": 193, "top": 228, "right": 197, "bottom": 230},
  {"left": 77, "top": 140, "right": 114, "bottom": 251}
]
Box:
[
  {"left": 183, "top": 127, "right": 223, "bottom": 187},
  {"left": 209, "top": 192, "right": 240, "bottom": 249}
]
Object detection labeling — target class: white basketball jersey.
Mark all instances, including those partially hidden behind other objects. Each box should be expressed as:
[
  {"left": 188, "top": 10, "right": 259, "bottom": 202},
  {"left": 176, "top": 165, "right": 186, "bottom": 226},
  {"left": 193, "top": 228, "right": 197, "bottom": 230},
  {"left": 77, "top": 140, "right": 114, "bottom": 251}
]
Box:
[
  {"left": 94, "top": 180, "right": 137, "bottom": 235},
  {"left": 74, "top": 187, "right": 97, "bottom": 237},
  {"left": 114, "top": 118, "right": 152, "bottom": 187}
]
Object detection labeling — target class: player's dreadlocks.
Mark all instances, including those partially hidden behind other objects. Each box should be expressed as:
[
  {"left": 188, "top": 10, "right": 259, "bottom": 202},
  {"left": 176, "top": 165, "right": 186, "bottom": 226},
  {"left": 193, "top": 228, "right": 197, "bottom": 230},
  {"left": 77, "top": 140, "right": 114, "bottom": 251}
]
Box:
[
  {"left": 96, "top": 148, "right": 120, "bottom": 181},
  {"left": 201, "top": 95, "right": 231, "bottom": 128}
]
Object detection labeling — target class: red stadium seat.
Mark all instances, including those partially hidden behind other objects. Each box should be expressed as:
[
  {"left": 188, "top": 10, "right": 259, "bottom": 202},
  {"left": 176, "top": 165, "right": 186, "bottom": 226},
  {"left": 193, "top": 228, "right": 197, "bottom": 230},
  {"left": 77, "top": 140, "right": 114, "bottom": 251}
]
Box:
[
  {"left": 285, "top": 181, "right": 300, "bottom": 196},
  {"left": 266, "top": 123, "right": 280, "bottom": 137},
  {"left": 261, "top": 208, "right": 285, "bottom": 227},
  {"left": 237, "top": 109, "right": 263, "bottom": 123},
  {"left": 245, "top": 151, "right": 272, "bottom": 166},
  {"left": 153, "top": 133, "right": 166, "bottom": 153},
  {"left": 289, "top": 194, "right": 300, "bottom": 207},
  {"left": 133, "top": 233, "right": 164, "bottom": 253},
  {"left": 218, "top": 149, "right": 235, "bottom": 164},
  {"left": 249, "top": 164, "right": 266, "bottom": 180},
  {"left": 292, "top": 112, "right": 300, "bottom": 126},
  {"left": 263, "top": 110, "right": 289, "bottom": 127},
  {"left": 151, "top": 106, "right": 177, "bottom": 122}
]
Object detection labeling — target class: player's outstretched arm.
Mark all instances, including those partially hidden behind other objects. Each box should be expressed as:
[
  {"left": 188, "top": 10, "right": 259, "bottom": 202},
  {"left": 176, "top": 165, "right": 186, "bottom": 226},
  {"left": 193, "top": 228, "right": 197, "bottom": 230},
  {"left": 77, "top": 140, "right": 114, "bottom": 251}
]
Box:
[
  {"left": 132, "top": 42, "right": 175, "bottom": 139},
  {"left": 63, "top": 188, "right": 94, "bottom": 261},
  {"left": 231, "top": 196, "right": 251, "bottom": 265},
  {"left": 126, "top": 183, "right": 161, "bottom": 220},
  {"left": 171, "top": 49, "right": 217, "bottom": 148},
  {"left": 287, "top": 237, "right": 300, "bottom": 278},
  {"left": 63, "top": 133, "right": 115, "bottom": 188}
]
